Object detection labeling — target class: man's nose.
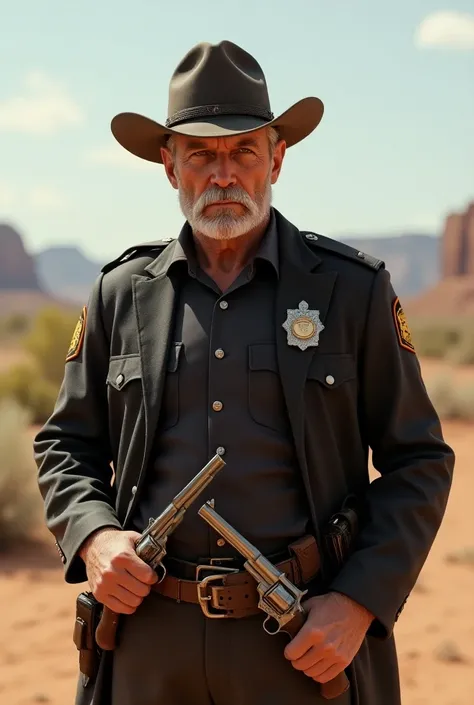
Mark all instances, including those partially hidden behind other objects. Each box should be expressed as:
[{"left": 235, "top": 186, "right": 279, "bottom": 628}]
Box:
[{"left": 210, "top": 155, "right": 237, "bottom": 189}]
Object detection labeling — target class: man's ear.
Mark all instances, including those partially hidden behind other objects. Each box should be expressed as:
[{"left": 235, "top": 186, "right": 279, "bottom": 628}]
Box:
[
  {"left": 271, "top": 140, "right": 286, "bottom": 185},
  {"left": 161, "top": 147, "right": 179, "bottom": 189}
]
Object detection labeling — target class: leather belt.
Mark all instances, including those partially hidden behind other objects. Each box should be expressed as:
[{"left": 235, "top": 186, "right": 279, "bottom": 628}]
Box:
[{"left": 151, "top": 534, "right": 321, "bottom": 619}]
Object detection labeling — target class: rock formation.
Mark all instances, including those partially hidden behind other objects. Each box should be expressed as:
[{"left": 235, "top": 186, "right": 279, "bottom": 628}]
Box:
[
  {"left": 0, "top": 224, "right": 43, "bottom": 290},
  {"left": 441, "top": 201, "right": 474, "bottom": 277}
]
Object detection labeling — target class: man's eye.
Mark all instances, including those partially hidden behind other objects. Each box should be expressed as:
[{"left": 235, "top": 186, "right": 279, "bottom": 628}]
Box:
[{"left": 237, "top": 148, "right": 254, "bottom": 154}]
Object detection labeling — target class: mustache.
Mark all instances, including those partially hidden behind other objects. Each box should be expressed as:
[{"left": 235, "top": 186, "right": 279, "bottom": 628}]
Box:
[{"left": 195, "top": 186, "right": 255, "bottom": 213}]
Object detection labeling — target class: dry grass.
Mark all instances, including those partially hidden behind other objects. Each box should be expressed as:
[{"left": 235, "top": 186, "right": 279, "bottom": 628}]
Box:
[{"left": 0, "top": 399, "right": 43, "bottom": 549}]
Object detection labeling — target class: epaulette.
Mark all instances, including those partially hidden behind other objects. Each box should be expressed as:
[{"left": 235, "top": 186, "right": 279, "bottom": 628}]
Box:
[
  {"left": 301, "top": 231, "right": 385, "bottom": 271},
  {"left": 101, "top": 238, "right": 174, "bottom": 274}
]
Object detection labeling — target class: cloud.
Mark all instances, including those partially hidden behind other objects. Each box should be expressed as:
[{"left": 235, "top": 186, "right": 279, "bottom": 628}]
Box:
[
  {"left": 83, "top": 144, "right": 156, "bottom": 170},
  {"left": 28, "top": 186, "right": 70, "bottom": 212},
  {"left": 415, "top": 11, "right": 474, "bottom": 49},
  {"left": 0, "top": 71, "right": 84, "bottom": 134}
]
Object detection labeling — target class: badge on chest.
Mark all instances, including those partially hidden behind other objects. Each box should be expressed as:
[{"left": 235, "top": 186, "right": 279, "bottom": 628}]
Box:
[{"left": 282, "top": 300, "right": 325, "bottom": 351}]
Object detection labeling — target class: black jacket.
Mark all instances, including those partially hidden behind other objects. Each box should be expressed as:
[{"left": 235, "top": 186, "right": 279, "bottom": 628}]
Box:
[{"left": 34, "top": 209, "right": 454, "bottom": 705}]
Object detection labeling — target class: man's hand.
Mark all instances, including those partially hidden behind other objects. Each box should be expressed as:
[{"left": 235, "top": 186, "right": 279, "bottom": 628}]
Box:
[
  {"left": 79, "top": 528, "right": 158, "bottom": 615},
  {"left": 284, "top": 591, "right": 374, "bottom": 683}
]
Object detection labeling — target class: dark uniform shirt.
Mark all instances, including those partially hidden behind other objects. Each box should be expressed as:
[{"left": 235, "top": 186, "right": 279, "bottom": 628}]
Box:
[{"left": 132, "top": 209, "right": 310, "bottom": 561}]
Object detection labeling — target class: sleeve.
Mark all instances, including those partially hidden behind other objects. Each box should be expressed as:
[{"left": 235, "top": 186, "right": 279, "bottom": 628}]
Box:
[
  {"left": 328, "top": 267, "right": 455, "bottom": 638},
  {"left": 33, "top": 273, "right": 122, "bottom": 584}
]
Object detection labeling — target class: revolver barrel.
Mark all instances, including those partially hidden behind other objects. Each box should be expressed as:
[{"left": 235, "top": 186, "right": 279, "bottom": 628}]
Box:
[{"left": 174, "top": 454, "right": 226, "bottom": 511}]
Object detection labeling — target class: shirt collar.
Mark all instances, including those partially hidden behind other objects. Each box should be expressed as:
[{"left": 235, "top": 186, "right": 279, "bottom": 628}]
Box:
[{"left": 167, "top": 207, "right": 279, "bottom": 278}]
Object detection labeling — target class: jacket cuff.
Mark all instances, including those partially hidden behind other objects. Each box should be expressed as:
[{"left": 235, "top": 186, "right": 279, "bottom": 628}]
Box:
[
  {"left": 328, "top": 568, "right": 408, "bottom": 640},
  {"left": 56, "top": 510, "right": 122, "bottom": 584}
]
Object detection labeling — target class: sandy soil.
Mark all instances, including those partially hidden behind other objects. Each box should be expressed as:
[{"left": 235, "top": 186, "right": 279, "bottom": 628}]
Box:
[{"left": 0, "top": 362, "right": 473, "bottom": 704}]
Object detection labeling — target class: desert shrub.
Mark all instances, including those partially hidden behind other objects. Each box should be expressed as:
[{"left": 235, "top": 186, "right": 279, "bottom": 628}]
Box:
[
  {"left": 22, "top": 306, "right": 80, "bottom": 386},
  {"left": 0, "top": 398, "right": 42, "bottom": 548},
  {"left": 0, "top": 362, "right": 59, "bottom": 424},
  {"left": 446, "top": 326, "right": 474, "bottom": 365},
  {"left": 0, "top": 312, "right": 31, "bottom": 342},
  {"left": 425, "top": 373, "right": 474, "bottom": 420},
  {"left": 410, "top": 318, "right": 463, "bottom": 359}
]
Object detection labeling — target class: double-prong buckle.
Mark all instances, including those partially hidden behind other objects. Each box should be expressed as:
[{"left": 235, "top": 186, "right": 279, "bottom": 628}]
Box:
[{"left": 196, "top": 559, "right": 239, "bottom": 618}]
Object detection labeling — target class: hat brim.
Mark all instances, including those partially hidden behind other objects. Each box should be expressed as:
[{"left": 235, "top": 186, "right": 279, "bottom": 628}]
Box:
[{"left": 110, "top": 97, "right": 324, "bottom": 164}]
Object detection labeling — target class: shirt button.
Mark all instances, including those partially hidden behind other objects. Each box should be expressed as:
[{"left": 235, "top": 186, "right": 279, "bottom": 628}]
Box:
[
  {"left": 214, "top": 348, "right": 225, "bottom": 359},
  {"left": 212, "top": 401, "right": 223, "bottom": 412},
  {"left": 216, "top": 538, "right": 226, "bottom": 547},
  {"left": 216, "top": 446, "right": 226, "bottom": 456},
  {"left": 116, "top": 374, "right": 124, "bottom": 387},
  {"left": 219, "top": 300, "right": 228, "bottom": 310},
  {"left": 325, "top": 375, "right": 335, "bottom": 385},
  {"left": 131, "top": 485, "right": 137, "bottom": 495}
]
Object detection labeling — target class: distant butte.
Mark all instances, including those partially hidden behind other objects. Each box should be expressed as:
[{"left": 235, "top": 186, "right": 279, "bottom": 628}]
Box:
[{"left": 0, "top": 224, "right": 43, "bottom": 291}]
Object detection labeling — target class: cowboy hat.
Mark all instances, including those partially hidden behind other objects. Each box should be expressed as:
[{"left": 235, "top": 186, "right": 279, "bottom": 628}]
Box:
[{"left": 111, "top": 40, "right": 324, "bottom": 164}]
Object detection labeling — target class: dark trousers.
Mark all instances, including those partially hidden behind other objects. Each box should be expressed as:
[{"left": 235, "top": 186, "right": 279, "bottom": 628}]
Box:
[{"left": 111, "top": 592, "right": 352, "bottom": 705}]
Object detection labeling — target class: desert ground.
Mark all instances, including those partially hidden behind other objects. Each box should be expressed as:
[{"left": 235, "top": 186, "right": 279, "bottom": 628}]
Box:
[{"left": 0, "top": 357, "right": 473, "bottom": 705}]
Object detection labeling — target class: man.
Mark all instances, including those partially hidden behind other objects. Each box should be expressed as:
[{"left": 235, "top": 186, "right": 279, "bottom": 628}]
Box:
[{"left": 34, "top": 40, "right": 454, "bottom": 705}]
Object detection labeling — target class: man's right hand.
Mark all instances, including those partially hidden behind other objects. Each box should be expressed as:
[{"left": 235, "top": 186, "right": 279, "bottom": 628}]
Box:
[{"left": 79, "top": 528, "right": 159, "bottom": 614}]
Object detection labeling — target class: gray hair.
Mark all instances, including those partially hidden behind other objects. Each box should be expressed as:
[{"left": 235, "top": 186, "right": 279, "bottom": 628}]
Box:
[{"left": 166, "top": 125, "right": 280, "bottom": 157}]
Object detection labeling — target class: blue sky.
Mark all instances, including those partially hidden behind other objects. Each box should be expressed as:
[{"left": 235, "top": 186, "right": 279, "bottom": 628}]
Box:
[{"left": 1, "top": 0, "right": 473, "bottom": 260}]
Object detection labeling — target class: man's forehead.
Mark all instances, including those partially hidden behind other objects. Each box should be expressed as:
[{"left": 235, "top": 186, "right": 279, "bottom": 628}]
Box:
[{"left": 177, "top": 132, "right": 265, "bottom": 151}]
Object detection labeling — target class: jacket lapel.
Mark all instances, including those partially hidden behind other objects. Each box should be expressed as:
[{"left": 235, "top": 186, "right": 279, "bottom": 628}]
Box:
[
  {"left": 274, "top": 211, "right": 337, "bottom": 525},
  {"left": 125, "top": 242, "right": 179, "bottom": 519}
]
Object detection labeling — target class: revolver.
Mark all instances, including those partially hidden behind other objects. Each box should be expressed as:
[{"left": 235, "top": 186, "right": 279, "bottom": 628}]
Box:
[
  {"left": 198, "top": 499, "right": 350, "bottom": 701},
  {"left": 95, "top": 453, "right": 225, "bottom": 650}
]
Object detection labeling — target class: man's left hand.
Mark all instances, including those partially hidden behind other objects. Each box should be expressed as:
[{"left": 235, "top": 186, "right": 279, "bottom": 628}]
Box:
[{"left": 284, "top": 591, "right": 374, "bottom": 683}]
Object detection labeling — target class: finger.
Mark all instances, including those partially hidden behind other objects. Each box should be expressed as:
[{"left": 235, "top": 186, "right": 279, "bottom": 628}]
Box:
[
  {"left": 122, "top": 556, "right": 158, "bottom": 584},
  {"left": 290, "top": 645, "right": 326, "bottom": 672},
  {"left": 104, "top": 595, "right": 138, "bottom": 615},
  {"left": 117, "top": 569, "right": 154, "bottom": 598},
  {"left": 302, "top": 658, "right": 330, "bottom": 680},
  {"left": 112, "top": 584, "right": 146, "bottom": 610},
  {"left": 284, "top": 625, "right": 325, "bottom": 661},
  {"left": 311, "top": 662, "right": 346, "bottom": 684}
]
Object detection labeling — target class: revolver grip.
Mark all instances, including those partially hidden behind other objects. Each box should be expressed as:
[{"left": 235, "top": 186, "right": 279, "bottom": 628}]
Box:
[
  {"left": 285, "top": 608, "right": 350, "bottom": 700},
  {"left": 95, "top": 606, "right": 120, "bottom": 651},
  {"left": 320, "top": 672, "right": 350, "bottom": 700}
]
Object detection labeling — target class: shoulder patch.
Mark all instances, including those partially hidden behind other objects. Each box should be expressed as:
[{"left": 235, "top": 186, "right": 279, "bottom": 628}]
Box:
[
  {"left": 66, "top": 306, "right": 87, "bottom": 362},
  {"left": 393, "top": 297, "right": 415, "bottom": 353},
  {"left": 101, "top": 239, "right": 174, "bottom": 274},
  {"left": 301, "top": 232, "right": 385, "bottom": 271}
]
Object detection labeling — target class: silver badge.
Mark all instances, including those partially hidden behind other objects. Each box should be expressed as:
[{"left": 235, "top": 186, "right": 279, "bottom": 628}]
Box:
[{"left": 282, "top": 301, "right": 325, "bottom": 350}]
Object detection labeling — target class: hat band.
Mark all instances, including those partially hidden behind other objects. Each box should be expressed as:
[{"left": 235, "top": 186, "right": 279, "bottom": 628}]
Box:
[{"left": 165, "top": 103, "right": 274, "bottom": 128}]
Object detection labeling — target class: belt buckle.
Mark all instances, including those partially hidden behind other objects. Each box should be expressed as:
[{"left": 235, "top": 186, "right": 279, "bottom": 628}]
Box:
[{"left": 196, "top": 559, "right": 239, "bottom": 618}]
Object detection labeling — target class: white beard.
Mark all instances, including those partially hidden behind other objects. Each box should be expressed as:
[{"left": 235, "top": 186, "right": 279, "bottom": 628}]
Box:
[{"left": 176, "top": 174, "right": 273, "bottom": 240}]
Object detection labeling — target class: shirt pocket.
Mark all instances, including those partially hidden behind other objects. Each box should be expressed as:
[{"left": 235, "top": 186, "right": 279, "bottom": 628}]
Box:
[
  {"left": 248, "top": 343, "right": 290, "bottom": 433},
  {"left": 159, "top": 342, "right": 183, "bottom": 430},
  {"left": 106, "top": 355, "right": 142, "bottom": 391},
  {"left": 307, "top": 353, "right": 357, "bottom": 394}
]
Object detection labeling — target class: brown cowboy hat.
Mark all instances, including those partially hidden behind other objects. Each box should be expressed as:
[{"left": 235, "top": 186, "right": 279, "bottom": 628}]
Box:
[{"left": 111, "top": 41, "right": 324, "bottom": 164}]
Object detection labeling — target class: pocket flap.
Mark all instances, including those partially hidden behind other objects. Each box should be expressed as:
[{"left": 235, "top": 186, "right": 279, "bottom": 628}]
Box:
[
  {"left": 167, "top": 342, "right": 183, "bottom": 372},
  {"left": 308, "top": 354, "right": 356, "bottom": 388},
  {"left": 106, "top": 356, "right": 142, "bottom": 390},
  {"left": 249, "top": 343, "right": 279, "bottom": 372}
]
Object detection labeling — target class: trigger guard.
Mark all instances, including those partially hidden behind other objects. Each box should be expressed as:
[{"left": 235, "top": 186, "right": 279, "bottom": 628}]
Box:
[
  {"left": 263, "top": 614, "right": 281, "bottom": 635},
  {"left": 156, "top": 563, "right": 167, "bottom": 584}
]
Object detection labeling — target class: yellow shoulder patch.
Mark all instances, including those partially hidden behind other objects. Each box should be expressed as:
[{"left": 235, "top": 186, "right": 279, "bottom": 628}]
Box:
[
  {"left": 392, "top": 297, "right": 415, "bottom": 353},
  {"left": 66, "top": 306, "right": 87, "bottom": 362}
]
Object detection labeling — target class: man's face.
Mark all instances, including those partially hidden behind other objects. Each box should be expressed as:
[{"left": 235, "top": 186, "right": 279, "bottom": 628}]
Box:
[{"left": 161, "top": 129, "right": 286, "bottom": 239}]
